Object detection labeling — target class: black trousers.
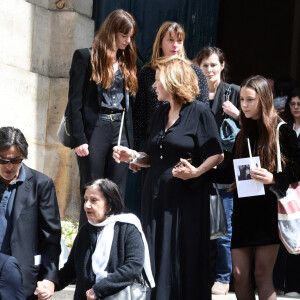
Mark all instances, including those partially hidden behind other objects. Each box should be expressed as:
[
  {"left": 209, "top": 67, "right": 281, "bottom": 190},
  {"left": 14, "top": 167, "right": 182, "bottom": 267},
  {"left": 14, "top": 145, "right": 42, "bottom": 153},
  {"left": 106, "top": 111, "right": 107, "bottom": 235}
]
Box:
[{"left": 77, "top": 117, "right": 129, "bottom": 227}]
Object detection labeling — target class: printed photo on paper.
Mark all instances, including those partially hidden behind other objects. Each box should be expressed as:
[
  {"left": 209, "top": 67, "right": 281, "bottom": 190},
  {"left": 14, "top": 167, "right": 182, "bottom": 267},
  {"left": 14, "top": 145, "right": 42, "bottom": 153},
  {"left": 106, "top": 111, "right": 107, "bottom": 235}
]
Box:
[{"left": 233, "top": 156, "right": 265, "bottom": 198}]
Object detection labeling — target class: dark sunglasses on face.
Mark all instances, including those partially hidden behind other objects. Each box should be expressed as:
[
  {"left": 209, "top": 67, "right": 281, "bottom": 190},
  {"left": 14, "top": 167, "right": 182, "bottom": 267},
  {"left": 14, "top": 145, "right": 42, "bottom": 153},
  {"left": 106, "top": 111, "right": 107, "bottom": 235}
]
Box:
[{"left": 0, "top": 158, "right": 23, "bottom": 164}]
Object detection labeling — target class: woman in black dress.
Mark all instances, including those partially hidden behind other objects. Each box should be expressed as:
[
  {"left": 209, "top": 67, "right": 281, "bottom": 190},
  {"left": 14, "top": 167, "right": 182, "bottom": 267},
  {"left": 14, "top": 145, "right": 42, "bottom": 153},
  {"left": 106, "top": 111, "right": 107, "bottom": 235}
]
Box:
[
  {"left": 113, "top": 56, "right": 223, "bottom": 300},
  {"left": 209, "top": 75, "right": 300, "bottom": 300},
  {"left": 67, "top": 10, "right": 138, "bottom": 226},
  {"left": 133, "top": 21, "right": 209, "bottom": 150}
]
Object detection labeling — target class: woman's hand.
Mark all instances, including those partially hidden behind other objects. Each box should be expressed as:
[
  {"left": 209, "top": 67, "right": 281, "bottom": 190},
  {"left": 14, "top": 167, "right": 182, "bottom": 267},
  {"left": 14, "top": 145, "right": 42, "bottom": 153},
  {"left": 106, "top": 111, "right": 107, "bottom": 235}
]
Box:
[
  {"left": 222, "top": 101, "right": 240, "bottom": 120},
  {"left": 34, "top": 280, "right": 55, "bottom": 300},
  {"left": 250, "top": 167, "right": 275, "bottom": 184},
  {"left": 86, "top": 288, "right": 97, "bottom": 300},
  {"left": 113, "top": 146, "right": 134, "bottom": 163},
  {"left": 172, "top": 159, "right": 200, "bottom": 180},
  {"left": 129, "top": 163, "right": 141, "bottom": 173},
  {"left": 75, "top": 143, "right": 89, "bottom": 157}
]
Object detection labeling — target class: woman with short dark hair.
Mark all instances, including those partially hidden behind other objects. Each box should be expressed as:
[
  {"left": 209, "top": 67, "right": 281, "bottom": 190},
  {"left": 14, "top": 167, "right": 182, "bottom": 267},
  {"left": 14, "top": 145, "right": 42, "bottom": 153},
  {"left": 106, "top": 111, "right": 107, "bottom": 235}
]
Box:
[
  {"left": 36, "top": 178, "right": 154, "bottom": 300},
  {"left": 194, "top": 46, "right": 240, "bottom": 295}
]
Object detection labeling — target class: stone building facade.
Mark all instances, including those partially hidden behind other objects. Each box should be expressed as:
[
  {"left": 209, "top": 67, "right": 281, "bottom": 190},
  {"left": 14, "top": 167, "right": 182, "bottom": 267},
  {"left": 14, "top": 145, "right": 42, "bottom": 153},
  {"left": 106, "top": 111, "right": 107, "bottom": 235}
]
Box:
[{"left": 0, "top": 0, "right": 94, "bottom": 221}]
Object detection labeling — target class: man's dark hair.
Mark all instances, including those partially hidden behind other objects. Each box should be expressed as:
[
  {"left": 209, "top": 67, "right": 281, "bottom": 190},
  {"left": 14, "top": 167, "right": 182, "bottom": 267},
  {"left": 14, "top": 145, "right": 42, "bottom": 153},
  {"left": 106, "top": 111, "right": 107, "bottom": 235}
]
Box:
[
  {"left": 0, "top": 127, "right": 28, "bottom": 158},
  {"left": 82, "top": 178, "right": 125, "bottom": 216}
]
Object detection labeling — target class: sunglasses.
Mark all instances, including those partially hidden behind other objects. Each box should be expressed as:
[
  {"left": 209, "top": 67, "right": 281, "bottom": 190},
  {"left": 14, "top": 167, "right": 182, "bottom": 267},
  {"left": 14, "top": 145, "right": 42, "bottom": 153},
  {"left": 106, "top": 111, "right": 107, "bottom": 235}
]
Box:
[{"left": 0, "top": 158, "right": 23, "bottom": 165}]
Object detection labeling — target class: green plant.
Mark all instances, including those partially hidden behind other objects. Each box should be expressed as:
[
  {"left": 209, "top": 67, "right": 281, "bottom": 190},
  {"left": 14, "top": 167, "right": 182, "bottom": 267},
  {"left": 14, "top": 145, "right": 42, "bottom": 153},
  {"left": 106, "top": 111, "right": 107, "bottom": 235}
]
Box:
[{"left": 61, "top": 219, "right": 79, "bottom": 248}]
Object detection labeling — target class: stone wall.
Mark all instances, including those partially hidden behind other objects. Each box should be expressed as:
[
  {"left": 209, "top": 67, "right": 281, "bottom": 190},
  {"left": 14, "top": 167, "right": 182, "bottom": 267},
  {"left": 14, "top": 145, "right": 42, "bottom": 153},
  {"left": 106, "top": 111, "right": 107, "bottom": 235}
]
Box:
[{"left": 0, "top": 0, "right": 94, "bottom": 221}]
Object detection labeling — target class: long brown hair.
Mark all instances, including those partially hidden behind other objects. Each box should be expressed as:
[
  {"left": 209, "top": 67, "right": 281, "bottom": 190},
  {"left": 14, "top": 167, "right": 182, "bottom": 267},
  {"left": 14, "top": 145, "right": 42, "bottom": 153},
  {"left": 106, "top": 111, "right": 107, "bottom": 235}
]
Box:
[
  {"left": 235, "top": 75, "right": 285, "bottom": 172},
  {"left": 146, "top": 22, "right": 186, "bottom": 69},
  {"left": 91, "top": 9, "right": 138, "bottom": 95}
]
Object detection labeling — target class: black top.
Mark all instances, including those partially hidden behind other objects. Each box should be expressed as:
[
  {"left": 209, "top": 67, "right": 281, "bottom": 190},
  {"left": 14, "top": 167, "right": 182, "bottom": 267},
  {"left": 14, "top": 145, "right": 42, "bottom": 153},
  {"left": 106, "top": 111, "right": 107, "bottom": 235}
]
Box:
[
  {"left": 207, "top": 122, "right": 300, "bottom": 248},
  {"left": 133, "top": 65, "right": 209, "bottom": 150},
  {"left": 57, "top": 222, "right": 144, "bottom": 300},
  {"left": 210, "top": 81, "right": 240, "bottom": 129},
  {"left": 142, "top": 100, "right": 222, "bottom": 299}
]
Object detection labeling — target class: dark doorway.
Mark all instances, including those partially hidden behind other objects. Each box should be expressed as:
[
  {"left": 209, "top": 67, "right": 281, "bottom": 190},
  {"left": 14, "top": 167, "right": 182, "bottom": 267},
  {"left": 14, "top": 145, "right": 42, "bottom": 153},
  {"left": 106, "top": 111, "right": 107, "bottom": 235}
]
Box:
[
  {"left": 216, "top": 0, "right": 299, "bottom": 85},
  {"left": 93, "top": 0, "right": 220, "bottom": 64}
]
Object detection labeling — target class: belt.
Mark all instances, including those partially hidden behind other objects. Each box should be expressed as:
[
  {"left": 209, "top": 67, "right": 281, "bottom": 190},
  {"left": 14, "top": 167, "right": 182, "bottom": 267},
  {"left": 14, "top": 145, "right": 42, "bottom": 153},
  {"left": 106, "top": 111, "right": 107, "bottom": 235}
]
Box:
[{"left": 98, "top": 112, "right": 122, "bottom": 122}]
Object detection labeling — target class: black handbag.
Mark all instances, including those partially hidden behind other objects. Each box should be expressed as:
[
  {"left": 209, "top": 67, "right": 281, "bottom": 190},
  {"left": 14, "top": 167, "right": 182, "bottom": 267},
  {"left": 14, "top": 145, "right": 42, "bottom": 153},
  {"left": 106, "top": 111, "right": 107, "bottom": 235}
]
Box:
[
  {"left": 57, "top": 114, "right": 71, "bottom": 147},
  {"left": 210, "top": 184, "right": 228, "bottom": 240},
  {"left": 57, "top": 48, "right": 91, "bottom": 148}
]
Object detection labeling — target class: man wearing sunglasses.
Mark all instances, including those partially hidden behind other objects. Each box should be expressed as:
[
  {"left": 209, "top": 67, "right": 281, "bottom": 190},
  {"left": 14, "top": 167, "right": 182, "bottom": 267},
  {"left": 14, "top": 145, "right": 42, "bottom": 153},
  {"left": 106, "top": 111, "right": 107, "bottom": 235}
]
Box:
[{"left": 0, "top": 126, "right": 61, "bottom": 299}]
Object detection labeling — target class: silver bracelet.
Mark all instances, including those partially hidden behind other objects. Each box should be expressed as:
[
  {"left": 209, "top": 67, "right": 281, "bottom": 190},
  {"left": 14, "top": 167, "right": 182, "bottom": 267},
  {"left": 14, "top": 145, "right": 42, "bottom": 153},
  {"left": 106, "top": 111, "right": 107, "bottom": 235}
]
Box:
[{"left": 129, "top": 150, "right": 145, "bottom": 164}]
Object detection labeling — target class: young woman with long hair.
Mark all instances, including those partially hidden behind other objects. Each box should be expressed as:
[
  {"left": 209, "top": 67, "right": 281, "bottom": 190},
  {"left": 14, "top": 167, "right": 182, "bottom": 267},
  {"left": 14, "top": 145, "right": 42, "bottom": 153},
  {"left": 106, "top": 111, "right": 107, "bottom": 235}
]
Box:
[
  {"left": 67, "top": 9, "right": 138, "bottom": 226},
  {"left": 209, "top": 75, "right": 300, "bottom": 300}
]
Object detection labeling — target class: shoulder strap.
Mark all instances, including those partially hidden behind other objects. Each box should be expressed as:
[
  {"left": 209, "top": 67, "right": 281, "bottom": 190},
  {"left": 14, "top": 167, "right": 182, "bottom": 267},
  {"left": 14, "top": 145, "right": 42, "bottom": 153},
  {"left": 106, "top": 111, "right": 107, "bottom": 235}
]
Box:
[
  {"left": 225, "top": 84, "right": 232, "bottom": 102},
  {"left": 276, "top": 121, "right": 287, "bottom": 172}
]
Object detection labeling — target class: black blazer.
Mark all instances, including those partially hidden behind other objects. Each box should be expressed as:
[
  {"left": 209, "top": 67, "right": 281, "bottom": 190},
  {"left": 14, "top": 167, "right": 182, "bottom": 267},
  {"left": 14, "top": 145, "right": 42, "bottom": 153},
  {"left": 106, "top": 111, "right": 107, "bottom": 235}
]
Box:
[
  {"left": 68, "top": 48, "right": 134, "bottom": 148},
  {"left": 10, "top": 164, "right": 61, "bottom": 297}
]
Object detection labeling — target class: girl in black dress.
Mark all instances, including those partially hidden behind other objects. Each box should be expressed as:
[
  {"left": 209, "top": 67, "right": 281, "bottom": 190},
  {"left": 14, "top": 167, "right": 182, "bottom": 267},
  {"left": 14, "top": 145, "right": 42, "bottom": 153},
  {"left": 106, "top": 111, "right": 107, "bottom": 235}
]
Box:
[
  {"left": 210, "top": 75, "right": 300, "bottom": 300},
  {"left": 113, "top": 56, "right": 223, "bottom": 300}
]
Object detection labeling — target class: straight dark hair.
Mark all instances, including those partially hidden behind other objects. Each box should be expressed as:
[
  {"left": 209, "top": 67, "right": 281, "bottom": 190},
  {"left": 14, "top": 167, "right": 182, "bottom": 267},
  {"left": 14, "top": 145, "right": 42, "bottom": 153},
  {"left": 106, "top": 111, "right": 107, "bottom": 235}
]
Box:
[
  {"left": 91, "top": 9, "right": 138, "bottom": 95},
  {"left": 280, "top": 87, "right": 300, "bottom": 127},
  {"left": 0, "top": 127, "right": 28, "bottom": 158},
  {"left": 82, "top": 178, "right": 125, "bottom": 216}
]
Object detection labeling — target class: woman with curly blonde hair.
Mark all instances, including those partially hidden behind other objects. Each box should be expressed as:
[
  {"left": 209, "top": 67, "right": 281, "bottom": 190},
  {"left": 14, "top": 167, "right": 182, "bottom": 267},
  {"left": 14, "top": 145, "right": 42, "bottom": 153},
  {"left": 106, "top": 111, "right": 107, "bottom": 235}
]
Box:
[
  {"left": 113, "top": 56, "right": 223, "bottom": 300},
  {"left": 66, "top": 9, "right": 138, "bottom": 226}
]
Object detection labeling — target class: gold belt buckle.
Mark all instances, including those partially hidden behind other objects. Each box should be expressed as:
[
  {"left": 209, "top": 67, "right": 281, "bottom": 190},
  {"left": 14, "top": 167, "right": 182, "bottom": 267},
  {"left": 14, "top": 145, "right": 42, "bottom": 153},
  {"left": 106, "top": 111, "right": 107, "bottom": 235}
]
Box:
[{"left": 110, "top": 114, "right": 116, "bottom": 122}]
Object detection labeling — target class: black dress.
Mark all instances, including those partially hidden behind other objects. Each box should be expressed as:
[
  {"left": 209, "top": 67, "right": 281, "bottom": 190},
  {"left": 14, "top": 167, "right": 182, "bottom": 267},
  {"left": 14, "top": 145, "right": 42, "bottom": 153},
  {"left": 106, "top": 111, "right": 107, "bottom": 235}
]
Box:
[
  {"left": 142, "top": 100, "right": 222, "bottom": 300},
  {"left": 208, "top": 122, "right": 300, "bottom": 248}
]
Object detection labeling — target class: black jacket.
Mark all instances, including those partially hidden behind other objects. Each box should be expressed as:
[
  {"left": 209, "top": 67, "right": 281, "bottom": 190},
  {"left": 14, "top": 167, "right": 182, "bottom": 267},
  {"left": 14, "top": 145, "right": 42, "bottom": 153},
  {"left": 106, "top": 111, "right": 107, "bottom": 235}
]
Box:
[
  {"left": 67, "top": 48, "right": 134, "bottom": 148},
  {"left": 210, "top": 81, "right": 240, "bottom": 129},
  {"left": 10, "top": 164, "right": 61, "bottom": 297},
  {"left": 57, "top": 222, "right": 144, "bottom": 299}
]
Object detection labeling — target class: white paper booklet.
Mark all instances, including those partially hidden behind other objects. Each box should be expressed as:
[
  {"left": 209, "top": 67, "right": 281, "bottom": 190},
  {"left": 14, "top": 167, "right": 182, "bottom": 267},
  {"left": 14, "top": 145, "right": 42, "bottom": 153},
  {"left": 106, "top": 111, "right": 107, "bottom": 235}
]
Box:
[{"left": 233, "top": 156, "right": 265, "bottom": 198}]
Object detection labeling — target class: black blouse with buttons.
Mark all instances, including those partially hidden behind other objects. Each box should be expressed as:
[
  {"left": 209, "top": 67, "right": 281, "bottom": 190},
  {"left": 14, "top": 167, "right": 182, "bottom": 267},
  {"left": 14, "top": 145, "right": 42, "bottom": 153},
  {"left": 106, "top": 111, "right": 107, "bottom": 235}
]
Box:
[
  {"left": 100, "top": 69, "right": 124, "bottom": 112},
  {"left": 141, "top": 100, "right": 222, "bottom": 300}
]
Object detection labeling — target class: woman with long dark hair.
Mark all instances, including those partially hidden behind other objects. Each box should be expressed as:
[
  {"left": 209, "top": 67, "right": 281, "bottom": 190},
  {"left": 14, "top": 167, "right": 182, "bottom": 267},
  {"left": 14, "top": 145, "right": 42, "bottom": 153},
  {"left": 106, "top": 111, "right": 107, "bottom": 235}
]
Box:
[
  {"left": 67, "top": 9, "right": 138, "bottom": 226},
  {"left": 209, "top": 75, "right": 300, "bottom": 300}
]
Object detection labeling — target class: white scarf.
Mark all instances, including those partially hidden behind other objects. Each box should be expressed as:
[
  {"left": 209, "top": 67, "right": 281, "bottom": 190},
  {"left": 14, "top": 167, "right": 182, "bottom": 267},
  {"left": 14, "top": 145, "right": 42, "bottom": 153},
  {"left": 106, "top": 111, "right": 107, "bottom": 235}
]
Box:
[{"left": 89, "top": 213, "right": 155, "bottom": 288}]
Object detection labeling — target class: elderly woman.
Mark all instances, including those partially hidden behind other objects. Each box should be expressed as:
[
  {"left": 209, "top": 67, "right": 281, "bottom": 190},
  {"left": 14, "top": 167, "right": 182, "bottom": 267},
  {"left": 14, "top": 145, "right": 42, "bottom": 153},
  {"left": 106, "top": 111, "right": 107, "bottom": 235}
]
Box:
[
  {"left": 114, "top": 56, "right": 223, "bottom": 300},
  {"left": 35, "top": 178, "right": 154, "bottom": 300}
]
